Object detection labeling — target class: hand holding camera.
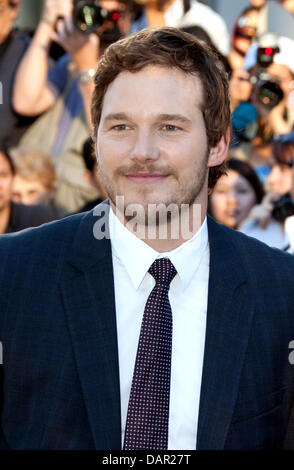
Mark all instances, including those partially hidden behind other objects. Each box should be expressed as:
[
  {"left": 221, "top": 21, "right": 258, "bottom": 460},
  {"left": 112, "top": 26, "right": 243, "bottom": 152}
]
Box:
[
  {"left": 41, "top": 0, "right": 73, "bottom": 29},
  {"left": 41, "top": 0, "right": 100, "bottom": 71}
]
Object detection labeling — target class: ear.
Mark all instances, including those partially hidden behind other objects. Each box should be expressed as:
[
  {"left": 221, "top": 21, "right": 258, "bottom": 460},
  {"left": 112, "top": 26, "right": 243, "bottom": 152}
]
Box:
[{"left": 207, "top": 127, "right": 231, "bottom": 168}]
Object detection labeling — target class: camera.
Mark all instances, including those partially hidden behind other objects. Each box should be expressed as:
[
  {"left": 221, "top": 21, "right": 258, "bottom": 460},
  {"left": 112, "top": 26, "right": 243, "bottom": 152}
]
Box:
[
  {"left": 73, "top": 0, "right": 122, "bottom": 35},
  {"left": 272, "top": 192, "right": 294, "bottom": 223},
  {"left": 250, "top": 33, "right": 284, "bottom": 110},
  {"left": 250, "top": 71, "right": 284, "bottom": 110}
]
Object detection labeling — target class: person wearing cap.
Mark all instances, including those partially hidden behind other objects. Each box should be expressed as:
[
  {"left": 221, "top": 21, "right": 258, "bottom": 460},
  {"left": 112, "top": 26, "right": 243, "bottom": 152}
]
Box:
[{"left": 244, "top": 34, "right": 294, "bottom": 141}]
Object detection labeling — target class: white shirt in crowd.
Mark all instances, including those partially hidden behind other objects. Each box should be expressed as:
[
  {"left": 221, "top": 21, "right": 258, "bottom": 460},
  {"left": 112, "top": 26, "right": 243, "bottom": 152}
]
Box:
[
  {"left": 240, "top": 216, "right": 294, "bottom": 253},
  {"left": 239, "top": 219, "right": 290, "bottom": 251},
  {"left": 164, "top": 0, "right": 230, "bottom": 56},
  {"left": 109, "top": 207, "right": 209, "bottom": 450}
]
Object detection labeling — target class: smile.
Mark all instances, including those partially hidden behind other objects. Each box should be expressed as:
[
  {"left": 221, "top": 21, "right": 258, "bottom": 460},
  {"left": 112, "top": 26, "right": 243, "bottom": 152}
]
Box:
[{"left": 125, "top": 174, "right": 169, "bottom": 183}]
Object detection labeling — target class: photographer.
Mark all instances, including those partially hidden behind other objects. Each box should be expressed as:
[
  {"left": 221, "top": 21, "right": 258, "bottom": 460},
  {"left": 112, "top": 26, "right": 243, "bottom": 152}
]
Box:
[
  {"left": 12, "top": 0, "right": 131, "bottom": 216},
  {"left": 245, "top": 34, "right": 294, "bottom": 140},
  {"left": 229, "top": 68, "right": 258, "bottom": 160},
  {"left": 229, "top": 6, "right": 260, "bottom": 71},
  {"left": 0, "top": 0, "right": 34, "bottom": 148}
]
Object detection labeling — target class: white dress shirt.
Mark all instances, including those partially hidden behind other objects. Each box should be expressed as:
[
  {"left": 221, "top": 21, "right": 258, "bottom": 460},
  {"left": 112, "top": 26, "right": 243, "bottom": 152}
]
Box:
[{"left": 109, "top": 208, "right": 209, "bottom": 450}]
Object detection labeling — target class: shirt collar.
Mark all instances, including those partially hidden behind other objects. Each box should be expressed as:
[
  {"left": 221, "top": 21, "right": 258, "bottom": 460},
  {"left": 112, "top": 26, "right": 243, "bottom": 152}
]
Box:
[{"left": 109, "top": 207, "right": 208, "bottom": 290}]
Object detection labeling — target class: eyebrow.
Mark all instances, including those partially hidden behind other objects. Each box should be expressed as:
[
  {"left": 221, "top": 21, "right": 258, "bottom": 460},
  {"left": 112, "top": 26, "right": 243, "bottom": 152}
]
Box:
[
  {"left": 103, "top": 113, "right": 130, "bottom": 123},
  {"left": 103, "top": 113, "right": 192, "bottom": 124}
]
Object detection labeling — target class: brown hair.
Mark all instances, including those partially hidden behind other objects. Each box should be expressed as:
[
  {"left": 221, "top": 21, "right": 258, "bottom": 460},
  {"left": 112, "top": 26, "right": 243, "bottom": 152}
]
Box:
[
  {"left": 272, "top": 140, "right": 294, "bottom": 167},
  {"left": 91, "top": 27, "right": 231, "bottom": 191},
  {"left": 10, "top": 147, "right": 57, "bottom": 191}
]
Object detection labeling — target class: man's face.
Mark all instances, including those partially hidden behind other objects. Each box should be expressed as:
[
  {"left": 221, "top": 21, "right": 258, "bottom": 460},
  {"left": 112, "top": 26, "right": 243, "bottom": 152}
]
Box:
[
  {"left": 0, "top": 152, "right": 13, "bottom": 212},
  {"left": 96, "top": 65, "right": 211, "bottom": 218},
  {"left": 0, "top": 0, "right": 20, "bottom": 43}
]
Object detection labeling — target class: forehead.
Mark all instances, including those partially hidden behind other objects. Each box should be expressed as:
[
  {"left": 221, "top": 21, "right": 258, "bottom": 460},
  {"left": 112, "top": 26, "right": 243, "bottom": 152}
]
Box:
[
  {"left": 13, "top": 175, "right": 44, "bottom": 186},
  {"left": 100, "top": 65, "right": 204, "bottom": 119},
  {"left": 217, "top": 170, "right": 249, "bottom": 186}
]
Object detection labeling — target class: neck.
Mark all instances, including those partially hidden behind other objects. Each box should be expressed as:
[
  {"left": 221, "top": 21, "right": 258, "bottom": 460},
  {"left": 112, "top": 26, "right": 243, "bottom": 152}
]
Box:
[
  {"left": 111, "top": 196, "right": 207, "bottom": 253},
  {"left": 0, "top": 26, "right": 13, "bottom": 45},
  {"left": 0, "top": 203, "right": 11, "bottom": 234}
]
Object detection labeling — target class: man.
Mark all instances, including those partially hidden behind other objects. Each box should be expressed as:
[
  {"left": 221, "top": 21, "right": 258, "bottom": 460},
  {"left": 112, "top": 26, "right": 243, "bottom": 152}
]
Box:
[
  {"left": 0, "top": 27, "right": 294, "bottom": 450},
  {"left": 245, "top": 33, "right": 294, "bottom": 137},
  {"left": 0, "top": 0, "right": 34, "bottom": 148},
  {"left": 12, "top": 0, "right": 131, "bottom": 215}
]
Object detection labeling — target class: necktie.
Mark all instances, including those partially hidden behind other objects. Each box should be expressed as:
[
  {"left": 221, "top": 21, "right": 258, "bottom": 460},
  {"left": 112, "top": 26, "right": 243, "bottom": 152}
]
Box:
[{"left": 123, "top": 258, "right": 177, "bottom": 450}]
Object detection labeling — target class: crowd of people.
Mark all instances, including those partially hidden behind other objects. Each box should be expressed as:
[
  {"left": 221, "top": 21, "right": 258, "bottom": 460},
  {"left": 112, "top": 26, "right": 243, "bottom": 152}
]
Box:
[{"left": 0, "top": 0, "right": 294, "bottom": 253}]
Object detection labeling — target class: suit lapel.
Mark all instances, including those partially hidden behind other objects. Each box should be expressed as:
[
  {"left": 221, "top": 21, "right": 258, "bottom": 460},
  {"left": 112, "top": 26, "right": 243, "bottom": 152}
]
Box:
[
  {"left": 196, "top": 217, "right": 255, "bottom": 450},
  {"left": 61, "top": 204, "right": 121, "bottom": 450}
]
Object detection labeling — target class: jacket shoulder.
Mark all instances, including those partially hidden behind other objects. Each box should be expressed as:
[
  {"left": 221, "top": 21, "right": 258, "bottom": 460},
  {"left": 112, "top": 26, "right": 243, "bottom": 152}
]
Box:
[
  {"left": 220, "top": 221, "right": 294, "bottom": 277},
  {"left": 0, "top": 212, "right": 87, "bottom": 273}
]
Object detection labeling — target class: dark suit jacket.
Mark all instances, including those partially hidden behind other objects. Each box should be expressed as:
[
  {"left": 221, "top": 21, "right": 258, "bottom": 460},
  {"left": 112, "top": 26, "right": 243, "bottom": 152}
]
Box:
[
  {"left": 0, "top": 203, "right": 294, "bottom": 450},
  {"left": 4, "top": 201, "right": 57, "bottom": 234}
]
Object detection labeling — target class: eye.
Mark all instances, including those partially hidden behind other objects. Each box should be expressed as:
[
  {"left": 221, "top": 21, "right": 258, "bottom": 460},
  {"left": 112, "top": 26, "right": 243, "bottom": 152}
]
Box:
[
  {"left": 236, "top": 188, "right": 248, "bottom": 194},
  {"left": 111, "top": 124, "right": 130, "bottom": 131},
  {"left": 162, "top": 124, "right": 180, "bottom": 132}
]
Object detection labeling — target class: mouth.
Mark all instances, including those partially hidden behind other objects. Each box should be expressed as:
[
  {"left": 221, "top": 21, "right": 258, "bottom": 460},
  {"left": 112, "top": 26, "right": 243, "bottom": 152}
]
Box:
[
  {"left": 125, "top": 173, "right": 169, "bottom": 184},
  {"left": 226, "top": 210, "right": 238, "bottom": 218}
]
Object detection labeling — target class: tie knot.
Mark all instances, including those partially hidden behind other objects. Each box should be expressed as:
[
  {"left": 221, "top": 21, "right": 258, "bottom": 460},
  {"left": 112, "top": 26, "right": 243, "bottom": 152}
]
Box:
[{"left": 148, "top": 258, "right": 177, "bottom": 286}]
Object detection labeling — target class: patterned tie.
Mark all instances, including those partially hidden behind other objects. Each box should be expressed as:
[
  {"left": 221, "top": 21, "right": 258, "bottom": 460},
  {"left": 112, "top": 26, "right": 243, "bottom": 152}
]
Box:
[{"left": 123, "top": 258, "right": 177, "bottom": 450}]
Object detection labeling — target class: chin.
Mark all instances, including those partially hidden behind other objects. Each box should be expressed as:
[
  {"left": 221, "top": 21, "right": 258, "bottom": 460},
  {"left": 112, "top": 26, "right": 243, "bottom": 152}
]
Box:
[{"left": 224, "top": 218, "right": 237, "bottom": 229}]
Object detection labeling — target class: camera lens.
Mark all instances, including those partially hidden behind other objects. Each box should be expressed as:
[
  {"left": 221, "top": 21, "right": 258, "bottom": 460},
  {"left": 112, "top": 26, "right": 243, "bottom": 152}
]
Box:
[
  {"left": 258, "top": 81, "right": 284, "bottom": 109},
  {"left": 73, "top": 1, "right": 106, "bottom": 34}
]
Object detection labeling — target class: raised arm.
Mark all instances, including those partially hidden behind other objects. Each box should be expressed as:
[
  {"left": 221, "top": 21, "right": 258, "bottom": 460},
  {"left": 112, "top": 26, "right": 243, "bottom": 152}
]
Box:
[{"left": 12, "top": 0, "right": 73, "bottom": 116}]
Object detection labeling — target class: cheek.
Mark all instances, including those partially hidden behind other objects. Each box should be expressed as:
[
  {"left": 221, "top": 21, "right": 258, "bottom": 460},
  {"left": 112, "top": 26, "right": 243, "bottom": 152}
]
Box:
[
  {"left": 239, "top": 193, "right": 256, "bottom": 212},
  {"left": 210, "top": 194, "right": 226, "bottom": 216},
  {"left": 97, "top": 136, "right": 130, "bottom": 165},
  {"left": 2, "top": 177, "right": 13, "bottom": 192}
]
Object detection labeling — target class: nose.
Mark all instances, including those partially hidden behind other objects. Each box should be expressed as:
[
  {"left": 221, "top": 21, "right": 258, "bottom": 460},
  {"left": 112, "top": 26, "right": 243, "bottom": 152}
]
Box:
[
  {"left": 227, "top": 190, "right": 238, "bottom": 208},
  {"left": 129, "top": 129, "right": 160, "bottom": 163}
]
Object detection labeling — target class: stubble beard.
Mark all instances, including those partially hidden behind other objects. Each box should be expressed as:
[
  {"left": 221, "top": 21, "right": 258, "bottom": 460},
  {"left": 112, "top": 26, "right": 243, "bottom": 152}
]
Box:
[{"left": 97, "top": 149, "right": 209, "bottom": 228}]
